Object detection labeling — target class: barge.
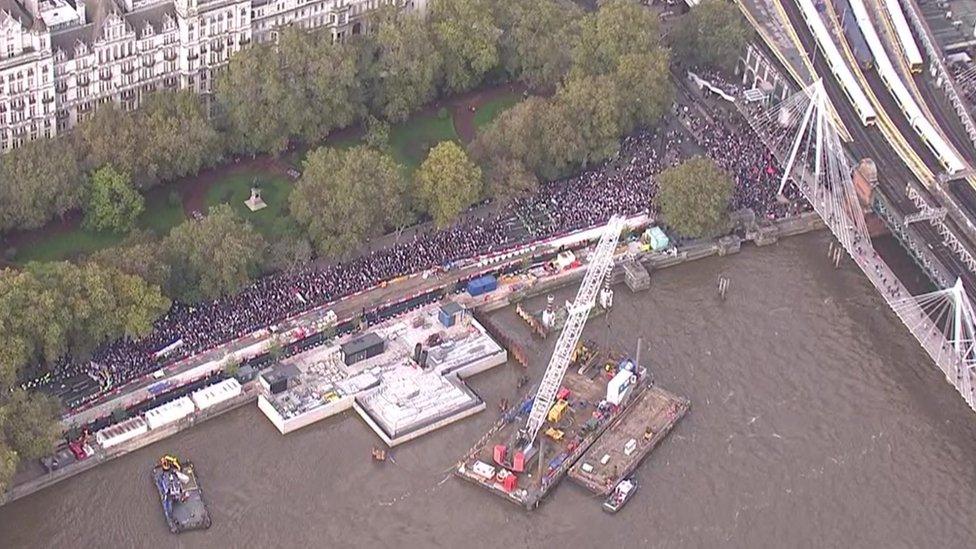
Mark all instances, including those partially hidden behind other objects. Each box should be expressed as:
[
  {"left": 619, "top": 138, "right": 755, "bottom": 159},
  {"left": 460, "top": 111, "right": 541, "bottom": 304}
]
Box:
[{"left": 151, "top": 455, "right": 212, "bottom": 534}]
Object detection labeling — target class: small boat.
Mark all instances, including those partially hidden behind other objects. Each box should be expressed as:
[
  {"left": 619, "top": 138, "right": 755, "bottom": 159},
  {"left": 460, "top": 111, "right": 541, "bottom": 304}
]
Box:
[
  {"left": 151, "top": 455, "right": 212, "bottom": 533},
  {"left": 602, "top": 477, "right": 637, "bottom": 514},
  {"left": 371, "top": 447, "right": 387, "bottom": 462}
]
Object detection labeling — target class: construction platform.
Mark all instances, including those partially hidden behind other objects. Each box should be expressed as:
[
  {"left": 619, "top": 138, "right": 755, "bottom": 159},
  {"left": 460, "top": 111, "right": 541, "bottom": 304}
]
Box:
[
  {"left": 455, "top": 346, "right": 684, "bottom": 510},
  {"left": 568, "top": 385, "right": 689, "bottom": 495},
  {"left": 256, "top": 301, "right": 507, "bottom": 445},
  {"left": 515, "top": 298, "right": 609, "bottom": 339}
]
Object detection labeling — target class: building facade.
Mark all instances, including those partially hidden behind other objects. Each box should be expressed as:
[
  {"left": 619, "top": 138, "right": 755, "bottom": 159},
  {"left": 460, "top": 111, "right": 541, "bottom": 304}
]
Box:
[{"left": 0, "top": 0, "right": 425, "bottom": 152}]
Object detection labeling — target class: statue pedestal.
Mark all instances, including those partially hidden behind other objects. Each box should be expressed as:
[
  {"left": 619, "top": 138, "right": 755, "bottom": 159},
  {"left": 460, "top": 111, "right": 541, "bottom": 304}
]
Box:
[
  {"left": 244, "top": 196, "right": 267, "bottom": 211},
  {"left": 244, "top": 186, "right": 267, "bottom": 211}
]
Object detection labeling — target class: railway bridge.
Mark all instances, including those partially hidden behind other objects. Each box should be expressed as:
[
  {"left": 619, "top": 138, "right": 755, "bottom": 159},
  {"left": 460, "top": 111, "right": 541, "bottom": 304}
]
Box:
[{"left": 748, "top": 80, "right": 976, "bottom": 411}]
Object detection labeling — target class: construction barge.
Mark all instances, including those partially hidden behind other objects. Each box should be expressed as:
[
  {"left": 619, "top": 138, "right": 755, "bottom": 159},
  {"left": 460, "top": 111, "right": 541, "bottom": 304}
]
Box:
[
  {"left": 568, "top": 385, "right": 689, "bottom": 495},
  {"left": 454, "top": 346, "right": 687, "bottom": 510}
]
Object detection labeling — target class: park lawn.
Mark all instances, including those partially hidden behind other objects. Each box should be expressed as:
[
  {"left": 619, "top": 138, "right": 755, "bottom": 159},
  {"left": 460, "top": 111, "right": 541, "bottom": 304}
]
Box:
[
  {"left": 204, "top": 170, "right": 297, "bottom": 241},
  {"left": 389, "top": 110, "right": 460, "bottom": 173},
  {"left": 473, "top": 91, "right": 520, "bottom": 130},
  {"left": 138, "top": 187, "right": 186, "bottom": 236},
  {"left": 13, "top": 226, "right": 127, "bottom": 264},
  {"left": 12, "top": 190, "right": 185, "bottom": 264}
]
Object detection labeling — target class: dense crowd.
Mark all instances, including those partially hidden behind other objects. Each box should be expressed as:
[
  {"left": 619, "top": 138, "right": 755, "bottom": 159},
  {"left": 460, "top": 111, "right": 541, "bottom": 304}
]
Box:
[{"left": 30, "top": 99, "right": 810, "bottom": 410}]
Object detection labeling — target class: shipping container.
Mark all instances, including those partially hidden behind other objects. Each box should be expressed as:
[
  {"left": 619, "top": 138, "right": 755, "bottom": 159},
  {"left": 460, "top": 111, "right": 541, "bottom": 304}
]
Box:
[
  {"left": 341, "top": 332, "right": 385, "bottom": 365},
  {"left": 466, "top": 274, "right": 498, "bottom": 297}
]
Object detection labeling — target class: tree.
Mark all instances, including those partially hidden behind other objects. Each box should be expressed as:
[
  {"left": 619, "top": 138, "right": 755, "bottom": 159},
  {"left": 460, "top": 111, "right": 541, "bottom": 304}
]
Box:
[
  {"left": 0, "top": 138, "right": 85, "bottom": 232},
  {"left": 88, "top": 232, "right": 170, "bottom": 291},
  {"left": 77, "top": 92, "right": 222, "bottom": 188},
  {"left": 215, "top": 43, "right": 293, "bottom": 155},
  {"left": 671, "top": 0, "right": 751, "bottom": 71},
  {"left": 264, "top": 230, "right": 314, "bottom": 273},
  {"left": 430, "top": 0, "right": 501, "bottom": 94},
  {"left": 613, "top": 50, "right": 674, "bottom": 133},
  {"left": 571, "top": 0, "right": 662, "bottom": 79},
  {"left": 162, "top": 205, "right": 267, "bottom": 301},
  {"left": 0, "top": 262, "right": 170, "bottom": 385},
  {"left": 1, "top": 390, "right": 61, "bottom": 461},
  {"left": 470, "top": 97, "right": 548, "bottom": 198},
  {"left": 416, "top": 141, "right": 483, "bottom": 227},
  {"left": 0, "top": 436, "right": 16, "bottom": 495},
  {"left": 365, "top": 11, "right": 443, "bottom": 122},
  {"left": 83, "top": 165, "right": 144, "bottom": 233},
  {"left": 75, "top": 104, "right": 146, "bottom": 182},
  {"left": 140, "top": 91, "right": 223, "bottom": 183},
  {"left": 290, "top": 146, "right": 409, "bottom": 257},
  {"left": 364, "top": 114, "right": 392, "bottom": 151},
  {"left": 29, "top": 262, "right": 171, "bottom": 360},
  {"left": 555, "top": 75, "right": 622, "bottom": 169},
  {"left": 281, "top": 28, "right": 365, "bottom": 144},
  {"left": 494, "top": 0, "right": 582, "bottom": 90},
  {"left": 657, "top": 156, "right": 733, "bottom": 238}
]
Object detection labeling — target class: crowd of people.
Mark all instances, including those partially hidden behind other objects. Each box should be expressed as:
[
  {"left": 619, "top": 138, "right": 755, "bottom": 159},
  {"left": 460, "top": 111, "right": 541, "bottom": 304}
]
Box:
[{"left": 30, "top": 96, "right": 811, "bottom": 410}]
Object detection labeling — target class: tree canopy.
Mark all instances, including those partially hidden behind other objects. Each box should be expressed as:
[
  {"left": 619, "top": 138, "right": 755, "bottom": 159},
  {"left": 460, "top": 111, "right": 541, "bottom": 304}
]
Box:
[
  {"left": 215, "top": 28, "right": 364, "bottom": 155},
  {"left": 416, "top": 141, "right": 483, "bottom": 227},
  {"left": 0, "top": 138, "right": 84, "bottom": 232},
  {"left": 76, "top": 92, "right": 220, "bottom": 188},
  {"left": 613, "top": 50, "right": 674, "bottom": 133},
  {"left": 290, "top": 145, "right": 409, "bottom": 257},
  {"left": 430, "top": 0, "right": 501, "bottom": 94},
  {"left": 364, "top": 10, "right": 443, "bottom": 122},
  {"left": 571, "top": 0, "right": 662, "bottom": 79},
  {"left": 0, "top": 261, "right": 170, "bottom": 387},
  {"left": 84, "top": 165, "right": 144, "bottom": 233},
  {"left": 162, "top": 205, "right": 267, "bottom": 301},
  {"left": 1, "top": 390, "right": 61, "bottom": 461},
  {"left": 657, "top": 156, "right": 733, "bottom": 238},
  {"left": 671, "top": 0, "right": 751, "bottom": 71},
  {"left": 494, "top": 0, "right": 582, "bottom": 91}
]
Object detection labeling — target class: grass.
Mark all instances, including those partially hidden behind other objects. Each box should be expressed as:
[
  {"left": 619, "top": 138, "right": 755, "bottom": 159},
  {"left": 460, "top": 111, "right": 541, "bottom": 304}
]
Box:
[
  {"left": 389, "top": 109, "right": 460, "bottom": 173},
  {"left": 473, "top": 91, "right": 520, "bottom": 130},
  {"left": 203, "top": 170, "right": 297, "bottom": 241},
  {"left": 12, "top": 228, "right": 127, "bottom": 264},
  {"left": 139, "top": 187, "right": 186, "bottom": 236}
]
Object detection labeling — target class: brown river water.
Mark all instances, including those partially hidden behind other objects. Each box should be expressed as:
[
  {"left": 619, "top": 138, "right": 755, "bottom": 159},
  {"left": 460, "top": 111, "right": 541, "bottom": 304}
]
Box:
[{"left": 2, "top": 232, "right": 975, "bottom": 548}]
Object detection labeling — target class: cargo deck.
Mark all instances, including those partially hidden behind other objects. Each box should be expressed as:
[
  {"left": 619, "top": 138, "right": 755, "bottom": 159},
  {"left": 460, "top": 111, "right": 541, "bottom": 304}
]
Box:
[
  {"left": 454, "top": 344, "right": 686, "bottom": 510},
  {"left": 568, "top": 385, "right": 689, "bottom": 495}
]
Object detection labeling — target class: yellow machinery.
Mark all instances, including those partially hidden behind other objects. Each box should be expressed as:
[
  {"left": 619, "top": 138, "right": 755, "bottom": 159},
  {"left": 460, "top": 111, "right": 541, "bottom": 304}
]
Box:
[
  {"left": 547, "top": 399, "right": 569, "bottom": 423},
  {"left": 159, "top": 454, "right": 182, "bottom": 471},
  {"left": 545, "top": 427, "right": 565, "bottom": 441}
]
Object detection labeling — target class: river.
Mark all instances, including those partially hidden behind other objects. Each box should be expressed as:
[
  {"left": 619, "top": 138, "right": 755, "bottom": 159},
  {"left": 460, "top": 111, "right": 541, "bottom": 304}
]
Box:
[{"left": 2, "top": 232, "right": 975, "bottom": 548}]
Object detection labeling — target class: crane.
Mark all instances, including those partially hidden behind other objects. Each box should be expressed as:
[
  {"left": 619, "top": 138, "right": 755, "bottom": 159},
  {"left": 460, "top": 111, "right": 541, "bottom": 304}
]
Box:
[{"left": 495, "top": 215, "right": 625, "bottom": 471}]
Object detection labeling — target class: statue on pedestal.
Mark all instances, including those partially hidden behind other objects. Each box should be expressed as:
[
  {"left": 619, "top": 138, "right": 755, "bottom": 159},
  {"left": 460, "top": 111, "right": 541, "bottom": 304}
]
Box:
[{"left": 244, "top": 183, "right": 267, "bottom": 212}]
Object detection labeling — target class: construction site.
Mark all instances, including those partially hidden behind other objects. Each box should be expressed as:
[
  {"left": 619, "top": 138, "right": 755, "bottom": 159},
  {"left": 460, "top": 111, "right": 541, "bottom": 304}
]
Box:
[
  {"left": 454, "top": 216, "right": 690, "bottom": 510},
  {"left": 256, "top": 300, "right": 508, "bottom": 445}
]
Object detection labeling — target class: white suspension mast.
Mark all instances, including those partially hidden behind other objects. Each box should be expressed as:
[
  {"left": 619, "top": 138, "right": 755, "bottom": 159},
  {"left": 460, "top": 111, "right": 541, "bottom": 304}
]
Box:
[{"left": 522, "top": 215, "right": 625, "bottom": 448}]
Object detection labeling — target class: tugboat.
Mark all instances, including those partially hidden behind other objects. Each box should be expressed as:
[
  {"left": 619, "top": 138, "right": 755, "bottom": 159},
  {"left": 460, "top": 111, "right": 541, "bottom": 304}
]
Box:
[
  {"left": 151, "top": 455, "right": 212, "bottom": 533},
  {"left": 602, "top": 476, "right": 637, "bottom": 514}
]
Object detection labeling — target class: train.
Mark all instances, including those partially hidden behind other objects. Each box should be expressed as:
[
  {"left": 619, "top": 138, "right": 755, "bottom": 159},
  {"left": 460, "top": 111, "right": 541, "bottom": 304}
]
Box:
[
  {"left": 795, "top": 0, "right": 878, "bottom": 126},
  {"left": 883, "top": 0, "right": 924, "bottom": 74},
  {"left": 828, "top": 0, "right": 874, "bottom": 71},
  {"left": 844, "top": 0, "right": 965, "bottom": 174}
]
